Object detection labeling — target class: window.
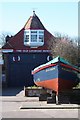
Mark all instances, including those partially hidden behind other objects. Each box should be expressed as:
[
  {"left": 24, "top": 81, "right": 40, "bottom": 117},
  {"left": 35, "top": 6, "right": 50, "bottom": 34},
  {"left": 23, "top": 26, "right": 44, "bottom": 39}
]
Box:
[
  {"left": 25, "top": 31, "right": 29, "bottom": 33},
  {"left": 39, "top": 35, "right": 44, "bottom": 42},
  {"left": 24, "top": 29, "right": 44, "bottom": 47},
  {"left": 25, "top": 35, "right": 29, "bottom": 42},
  {"left": 31, "top": 35, "right": 37, "bottom": 42},
  {"left": 39, "top": 31, "right": 44, "bottom": 34},
  {"left": 31, "top": 31, "right": 37, "bottom": 34}
]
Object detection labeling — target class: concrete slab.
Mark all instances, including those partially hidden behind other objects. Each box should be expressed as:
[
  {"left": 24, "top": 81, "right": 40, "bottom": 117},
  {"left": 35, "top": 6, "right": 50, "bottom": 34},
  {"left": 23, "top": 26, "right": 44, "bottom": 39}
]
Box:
[
  {"left": 1, "top": 93, "right": 80, "bottom": 118},
  {"left": 20, "top": 101, "right": 80, "bottom": 109}
]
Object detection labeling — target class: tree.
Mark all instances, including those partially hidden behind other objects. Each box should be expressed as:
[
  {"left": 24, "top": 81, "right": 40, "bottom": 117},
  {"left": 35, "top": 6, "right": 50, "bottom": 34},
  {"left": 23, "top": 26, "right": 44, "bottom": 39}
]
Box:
[
  {"left": 48, "top": 33, "right": 78, "bottom": 65},
  {"left": 0, "top": 32, "right": 13, "bottom": 47},
  {"left": 0, "top": 32, "right": 13, "bottom": 62},
  {"left": 0, "top": 33, "right": 6, "bottom": 47}
]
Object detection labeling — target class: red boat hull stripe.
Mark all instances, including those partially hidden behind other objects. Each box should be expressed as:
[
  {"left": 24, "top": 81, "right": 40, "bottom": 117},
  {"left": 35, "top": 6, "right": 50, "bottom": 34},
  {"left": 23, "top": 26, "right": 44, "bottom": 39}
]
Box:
[
  {"left": 35, "top": 78, "right": 75, "bottom": 93},
  {"left": 32, "top": 63, "right": 79, "bottom": 74}
]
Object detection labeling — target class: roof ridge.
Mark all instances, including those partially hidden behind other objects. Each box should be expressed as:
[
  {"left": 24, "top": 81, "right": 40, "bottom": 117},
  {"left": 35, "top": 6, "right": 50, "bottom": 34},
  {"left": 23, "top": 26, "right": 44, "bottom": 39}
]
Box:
[{"left": 24, "top": 16, "right": 32, "bottom": 29}]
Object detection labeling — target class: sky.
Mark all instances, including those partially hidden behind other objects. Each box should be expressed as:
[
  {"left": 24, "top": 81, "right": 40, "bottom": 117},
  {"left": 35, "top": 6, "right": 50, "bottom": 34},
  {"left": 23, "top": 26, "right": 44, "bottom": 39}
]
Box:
[{"left": 0, "top": 1, "right": 79, "bottom": 38}]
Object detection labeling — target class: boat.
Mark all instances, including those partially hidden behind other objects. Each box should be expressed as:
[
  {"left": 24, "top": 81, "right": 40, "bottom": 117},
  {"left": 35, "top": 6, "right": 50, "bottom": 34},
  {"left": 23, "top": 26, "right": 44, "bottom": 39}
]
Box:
[{"left": 32, "top": 56, "right": 80, "bottom": 97}]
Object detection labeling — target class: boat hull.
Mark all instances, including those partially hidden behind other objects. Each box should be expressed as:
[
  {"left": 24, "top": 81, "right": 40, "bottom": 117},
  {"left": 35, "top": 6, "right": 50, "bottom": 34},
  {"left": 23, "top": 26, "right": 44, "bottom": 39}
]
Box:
[{"left": 33, "top": 64, "right": 79, "bottom": 93}]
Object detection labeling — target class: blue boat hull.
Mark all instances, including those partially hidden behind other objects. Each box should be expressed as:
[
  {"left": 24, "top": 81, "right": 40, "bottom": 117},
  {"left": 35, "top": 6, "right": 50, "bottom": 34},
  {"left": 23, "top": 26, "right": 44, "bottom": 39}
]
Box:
[{"left": 33, "top": 63, "right": 79, "bottom": 93}]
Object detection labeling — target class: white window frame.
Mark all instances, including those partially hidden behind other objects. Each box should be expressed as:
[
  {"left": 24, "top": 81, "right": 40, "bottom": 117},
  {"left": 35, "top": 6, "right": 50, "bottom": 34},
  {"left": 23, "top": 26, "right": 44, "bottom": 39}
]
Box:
[{"left": 24, "top": 29, "right": 44, "bottom": 47}]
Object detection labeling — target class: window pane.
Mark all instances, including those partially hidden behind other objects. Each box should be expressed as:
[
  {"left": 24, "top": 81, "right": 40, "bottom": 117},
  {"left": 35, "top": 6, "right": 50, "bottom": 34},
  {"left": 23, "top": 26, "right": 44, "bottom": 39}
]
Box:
[
  {"left": 39, "top": 31, "right": 44, "bottom": 34},
  {"left": 31, "top": 31, "right": 37, "bottom": 33},
  {"left": 31, "top": 35, "right": 37, "bottom": 42},
  {"left": 25, "top": 35, "right": 29, "bottom": 42},
  {"left": 26, "top": 31, "right": 29, "bottom": 33},
  {"left": 39, "top": 35, "right": 44, "bottom": 42}
]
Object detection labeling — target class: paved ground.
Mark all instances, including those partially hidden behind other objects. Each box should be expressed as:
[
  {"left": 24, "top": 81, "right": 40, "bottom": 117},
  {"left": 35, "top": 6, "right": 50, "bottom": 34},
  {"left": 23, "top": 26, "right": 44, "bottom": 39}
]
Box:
[
  {"left": 20, "top": 101, "right": 80, "bottom": 109},
  {"left": 0, "top": 88, "right": 80, "bottom": 119}
]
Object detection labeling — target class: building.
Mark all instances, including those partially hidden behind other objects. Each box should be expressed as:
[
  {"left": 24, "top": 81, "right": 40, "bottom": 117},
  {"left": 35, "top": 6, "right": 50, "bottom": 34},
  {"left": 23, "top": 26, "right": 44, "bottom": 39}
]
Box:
[{"left": 2, "top": 11, "right": 55, "bottom": 87}]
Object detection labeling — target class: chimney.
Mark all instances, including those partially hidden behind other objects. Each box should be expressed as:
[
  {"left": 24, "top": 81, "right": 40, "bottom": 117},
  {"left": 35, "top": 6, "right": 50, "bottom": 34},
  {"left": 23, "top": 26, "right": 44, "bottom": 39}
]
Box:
[
  {"left": 6, "top": 35, "right": 13, "bottom": 43},
  {"left": 33, "top": 10, "right": 36, "bottom": 16}
]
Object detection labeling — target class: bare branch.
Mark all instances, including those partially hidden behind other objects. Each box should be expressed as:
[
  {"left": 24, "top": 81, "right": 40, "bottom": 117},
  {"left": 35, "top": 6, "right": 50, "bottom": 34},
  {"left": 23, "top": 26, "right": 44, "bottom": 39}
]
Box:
[{"left": 48, "top": 33, "right": 78, "bottom": 65}]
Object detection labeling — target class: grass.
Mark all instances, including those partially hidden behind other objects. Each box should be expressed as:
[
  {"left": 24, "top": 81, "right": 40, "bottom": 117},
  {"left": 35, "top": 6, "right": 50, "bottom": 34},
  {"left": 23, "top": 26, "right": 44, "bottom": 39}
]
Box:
[
  {"left": 73, "top": 82, "right": 80, "bottom": 89},
  {"left": 25, "top": 83, "right": 80, "bottom": 90},
  {"left": 26, "top": 86, "right": 42, "bottom": 89}
]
